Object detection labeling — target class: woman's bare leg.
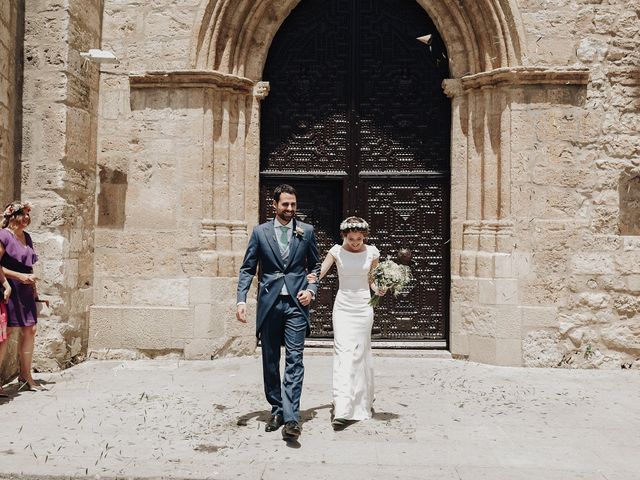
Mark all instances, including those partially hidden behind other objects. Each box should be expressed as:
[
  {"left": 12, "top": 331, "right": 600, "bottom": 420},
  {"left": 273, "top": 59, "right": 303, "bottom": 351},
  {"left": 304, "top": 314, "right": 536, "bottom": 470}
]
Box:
[{"left": 18, "top": 325, "right": 37, "bottom": 387}]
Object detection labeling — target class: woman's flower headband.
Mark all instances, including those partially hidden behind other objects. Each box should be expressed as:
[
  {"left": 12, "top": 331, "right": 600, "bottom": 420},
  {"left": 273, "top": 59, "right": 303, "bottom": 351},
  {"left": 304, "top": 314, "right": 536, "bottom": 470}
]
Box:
[
  {"left": 3, "top": 201, "right": 32, "bottom": 218},
  {"left": 340, "top": 220, "right": 369, "bottom": 231}
]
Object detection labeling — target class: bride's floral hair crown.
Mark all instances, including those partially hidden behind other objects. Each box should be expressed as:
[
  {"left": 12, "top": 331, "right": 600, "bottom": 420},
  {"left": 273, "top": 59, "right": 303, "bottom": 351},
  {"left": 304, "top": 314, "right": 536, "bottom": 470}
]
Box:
[
  {"left": 340, "top": 216, "right": 369, "bottom": 234},
  {"left": 2, "top": 200, "right": 33, "bottom": 228}
]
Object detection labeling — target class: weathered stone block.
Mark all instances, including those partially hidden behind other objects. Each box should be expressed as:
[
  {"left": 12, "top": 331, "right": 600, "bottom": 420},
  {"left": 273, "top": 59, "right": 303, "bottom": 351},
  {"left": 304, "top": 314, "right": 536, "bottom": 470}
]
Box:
[
  {"left": 130, "top": 278, "right": 190, "bottom": 307},
  {"left": 450, "top": 333, "right": 469, "bottom": 357},
  {"left": 461, "top": 305, "right": 496, "bottom": 337},
  {"left": 523, "top": 329, "right": 564, "bottom": 368},
  {"left": 476, "top": 252, "right": 494, "bottom": 278},
  {"left": 189, "top": 277, "right": 212, "bottom": 305},
  {"left": 495, "top": 339, "right": 523, "bottom": 367},
  {"left": 468, "top": 335, "right": 496, "bottom": 364},
  {"left": 520, "top": 277, "right": 568, "bottom": 306},
  {"left": 623, "top": 275, "right": 640, "bottom": 292},
  {"left": 570, "top": 253, "right": 615, "bottom": 275},
  {"left": 477, "top": 279, "right": 496, "bottom": 305},
  {"left": 521, "top": 306, "right": 558, "bottom": 329},
  {"left": 88, "top": 306, "right": 192, "bottom": 350},
  {"left": 615, "top": 252, "right": 640, "bottom": 274},
  {"left": 495, "top": 279, "right": 519, "bottom": 305},
  {"left": 493, "top": 253, "right": 513, "bottom": 278},
  {"left": 495, "top": 306, "right": 522, "bottom": 339},
  {"left": 601, "top": 321, "right": 640, "bottom": 354},
  {"left": 451, "top": 277, "right": 479, "bottom": 304},
  {"left": 193, "top": 303, "right": 224, "bottom": 339},
  {"left": 459, "top": 252, "right": 476, "bottom": 277},
  {"left": 93, "top": 277, "right": 132, "bottom": 305}
]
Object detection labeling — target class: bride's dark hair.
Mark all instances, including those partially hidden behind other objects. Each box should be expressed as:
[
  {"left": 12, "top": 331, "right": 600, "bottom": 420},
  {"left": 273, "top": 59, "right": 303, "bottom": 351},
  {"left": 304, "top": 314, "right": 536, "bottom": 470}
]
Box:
[{"left": 339, "top": 216, "right": 369, "bottom": 236}]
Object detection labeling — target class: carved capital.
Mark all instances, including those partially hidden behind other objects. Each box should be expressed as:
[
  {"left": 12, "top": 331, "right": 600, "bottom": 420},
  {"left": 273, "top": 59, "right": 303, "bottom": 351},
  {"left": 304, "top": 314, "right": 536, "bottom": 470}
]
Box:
[
  {"left": 253, "top": 81, "right": 270, "bottom": 100},
  {"left": 442, "top": 79, "right": 463, "bottom": 98}
]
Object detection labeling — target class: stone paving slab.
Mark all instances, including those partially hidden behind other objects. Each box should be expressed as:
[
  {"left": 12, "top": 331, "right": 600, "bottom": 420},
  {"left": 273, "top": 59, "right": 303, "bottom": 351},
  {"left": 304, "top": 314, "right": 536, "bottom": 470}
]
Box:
[{"left": 0, "top": 355, "right": 639, "bottom": 480}]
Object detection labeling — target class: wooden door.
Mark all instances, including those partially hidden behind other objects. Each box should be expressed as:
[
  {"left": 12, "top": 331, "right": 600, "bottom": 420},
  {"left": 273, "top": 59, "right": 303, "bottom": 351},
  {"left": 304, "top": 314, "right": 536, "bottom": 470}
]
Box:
[{"left": 260, "top": 0, "right": 450, "bottom": 344}]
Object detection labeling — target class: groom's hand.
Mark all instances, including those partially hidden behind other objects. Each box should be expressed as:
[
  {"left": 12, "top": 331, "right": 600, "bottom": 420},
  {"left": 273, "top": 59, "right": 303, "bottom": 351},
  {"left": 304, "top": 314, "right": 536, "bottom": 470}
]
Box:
[
  {"left": 297, "top": 290, "right": 313, "bottom": 306},
  {"left": 236, "top": 304, "right": 247, "bottom": 323}
]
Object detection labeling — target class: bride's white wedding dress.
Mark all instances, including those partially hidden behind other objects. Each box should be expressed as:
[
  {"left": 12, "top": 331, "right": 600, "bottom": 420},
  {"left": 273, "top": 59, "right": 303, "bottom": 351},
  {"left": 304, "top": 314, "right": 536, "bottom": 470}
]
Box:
[{"left": 329, "top": 243, "right": 380, "bottom": 421}]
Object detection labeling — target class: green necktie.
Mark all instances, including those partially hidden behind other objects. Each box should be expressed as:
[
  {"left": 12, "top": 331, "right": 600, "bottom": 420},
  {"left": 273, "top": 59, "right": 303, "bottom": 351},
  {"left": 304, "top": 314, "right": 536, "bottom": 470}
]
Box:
[{"left": 279, "top": 225, "right": 289, "bottom": 247}]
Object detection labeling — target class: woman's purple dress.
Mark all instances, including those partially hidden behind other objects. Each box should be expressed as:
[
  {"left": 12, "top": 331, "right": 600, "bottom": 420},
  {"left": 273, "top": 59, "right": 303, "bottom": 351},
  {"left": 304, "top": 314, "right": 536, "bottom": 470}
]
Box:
[{"left": 0, "top": 229, "right": 38, "bottom": 327}]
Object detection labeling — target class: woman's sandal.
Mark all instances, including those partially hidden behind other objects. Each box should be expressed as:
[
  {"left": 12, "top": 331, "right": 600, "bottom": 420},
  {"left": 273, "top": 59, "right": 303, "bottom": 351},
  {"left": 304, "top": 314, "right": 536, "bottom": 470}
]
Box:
[
  {"left": 18, "top": 377, "right": 41, "bottom": 392},
  {"left": 0, "top": 387, "right": 8, "bottom": 398}
]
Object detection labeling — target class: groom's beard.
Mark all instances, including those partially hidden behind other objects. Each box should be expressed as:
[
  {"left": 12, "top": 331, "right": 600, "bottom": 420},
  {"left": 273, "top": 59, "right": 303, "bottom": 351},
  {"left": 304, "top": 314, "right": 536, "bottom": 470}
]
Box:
[{"left": 277, "top": 211, "right": 294, "bottom": 223}]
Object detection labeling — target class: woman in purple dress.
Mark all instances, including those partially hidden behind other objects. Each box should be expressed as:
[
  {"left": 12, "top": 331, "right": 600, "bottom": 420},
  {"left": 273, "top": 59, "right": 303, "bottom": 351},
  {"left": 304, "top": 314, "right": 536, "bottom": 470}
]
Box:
[{"left": 0, "top": 201, "right": 40, "bottom": 391}]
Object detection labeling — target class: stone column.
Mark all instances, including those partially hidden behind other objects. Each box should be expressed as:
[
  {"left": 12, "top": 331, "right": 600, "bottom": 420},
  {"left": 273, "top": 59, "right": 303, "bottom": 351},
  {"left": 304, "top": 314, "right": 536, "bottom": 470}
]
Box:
[
  {"left": 0, "top": 0, "right": 23, "bottom": 383},
  {"left": 445, "top": 66, "right": 590, "bottom": 366},
  {"left": 198, "top": 80, "right": 269, "bottom": 276},
  {"left": 20, "top": 0, "right": 103, "bottom": 371}
]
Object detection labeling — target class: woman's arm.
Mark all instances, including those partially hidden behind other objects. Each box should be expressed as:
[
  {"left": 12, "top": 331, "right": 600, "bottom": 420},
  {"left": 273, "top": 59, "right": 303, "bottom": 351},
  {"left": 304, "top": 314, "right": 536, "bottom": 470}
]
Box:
[
  {"left": 307, "top": 253, "right": 336, "bottom": 283},
  {"left": 0, "top": 244, "right": 37, "bottom": 284},
  {"left": 1, "top": 266, "right": 36, "bottom": 285}
]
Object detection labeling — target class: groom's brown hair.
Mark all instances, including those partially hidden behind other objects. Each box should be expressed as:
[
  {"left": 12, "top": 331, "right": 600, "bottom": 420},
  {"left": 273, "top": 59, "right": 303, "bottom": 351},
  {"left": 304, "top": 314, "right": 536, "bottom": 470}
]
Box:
[{"left": 273, "top": 184, "right": 297, "bottom": 202}]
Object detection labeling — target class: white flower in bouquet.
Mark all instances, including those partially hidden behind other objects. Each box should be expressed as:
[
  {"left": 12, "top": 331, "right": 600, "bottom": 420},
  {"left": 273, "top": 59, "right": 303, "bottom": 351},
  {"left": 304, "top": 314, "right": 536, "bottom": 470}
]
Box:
[{"left": 368, "top": 249, "right": 413, "bottom": 307}]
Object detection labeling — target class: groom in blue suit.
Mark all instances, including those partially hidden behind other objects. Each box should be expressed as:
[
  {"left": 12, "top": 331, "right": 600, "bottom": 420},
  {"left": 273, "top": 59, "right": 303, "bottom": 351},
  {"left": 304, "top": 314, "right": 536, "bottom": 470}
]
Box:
[{"left": 236, "top": 184, "right": 320, "bottom": 440}]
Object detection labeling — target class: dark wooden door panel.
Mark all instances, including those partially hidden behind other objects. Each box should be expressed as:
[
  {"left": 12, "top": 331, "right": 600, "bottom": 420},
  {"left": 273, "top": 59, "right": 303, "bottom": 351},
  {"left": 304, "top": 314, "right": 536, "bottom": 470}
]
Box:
[
  {"left": 364, "top": 179, "right": 449, "bottom": 340},
  {"left": 260, "top": 0, "right": 451, "bottom": 342}
]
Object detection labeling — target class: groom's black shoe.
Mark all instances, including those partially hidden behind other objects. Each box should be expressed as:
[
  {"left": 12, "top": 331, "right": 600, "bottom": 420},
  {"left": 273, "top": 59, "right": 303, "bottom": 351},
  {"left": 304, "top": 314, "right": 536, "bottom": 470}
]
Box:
[
  {"left": 265, "top": 414, "right": 284, "bottom": 432},
  {"left": 282, "top": 421, "right": 301, "bottom": 440}
]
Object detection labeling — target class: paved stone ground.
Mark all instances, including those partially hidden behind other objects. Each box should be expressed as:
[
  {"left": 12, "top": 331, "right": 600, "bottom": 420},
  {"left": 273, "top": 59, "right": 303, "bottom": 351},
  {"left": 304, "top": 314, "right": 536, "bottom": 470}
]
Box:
[{"left": 0, "top": 353, "right": 638, "bottom": 480}]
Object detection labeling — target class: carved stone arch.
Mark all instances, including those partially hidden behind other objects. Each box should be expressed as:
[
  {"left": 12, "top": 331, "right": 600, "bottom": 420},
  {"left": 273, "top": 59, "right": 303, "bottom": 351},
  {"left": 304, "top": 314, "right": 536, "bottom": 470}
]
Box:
[{"left": 191, "top": 0, "right": 528, "bottom": 79}]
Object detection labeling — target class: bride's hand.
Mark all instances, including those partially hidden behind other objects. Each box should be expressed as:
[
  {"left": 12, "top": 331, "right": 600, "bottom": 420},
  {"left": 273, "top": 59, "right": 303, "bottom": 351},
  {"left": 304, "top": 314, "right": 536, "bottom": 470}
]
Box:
[{"left": 307, "top": 273, "right": 318, "bottom": 284}]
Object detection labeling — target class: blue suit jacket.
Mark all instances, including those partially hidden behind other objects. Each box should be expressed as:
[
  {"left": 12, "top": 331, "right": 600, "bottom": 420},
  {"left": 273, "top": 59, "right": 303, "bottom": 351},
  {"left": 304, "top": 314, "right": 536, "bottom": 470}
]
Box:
[{"left": 237, "top": 219, "right": 321, "bottom": 337}]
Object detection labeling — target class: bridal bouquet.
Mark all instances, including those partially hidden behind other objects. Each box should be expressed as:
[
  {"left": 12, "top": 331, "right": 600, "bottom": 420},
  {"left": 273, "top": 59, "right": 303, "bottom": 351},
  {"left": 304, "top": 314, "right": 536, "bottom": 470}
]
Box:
[{"left": 368, "top": 248, "right": 413, "bottom": 307}]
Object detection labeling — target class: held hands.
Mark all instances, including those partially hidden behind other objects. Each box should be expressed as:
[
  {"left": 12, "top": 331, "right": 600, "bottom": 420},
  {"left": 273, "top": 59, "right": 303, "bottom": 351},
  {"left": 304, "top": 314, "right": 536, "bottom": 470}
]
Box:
[
  {"left": 371, "top": 284, "right": 388, "bottom": 296},
  {"left": 2, "top": 283, "right": 10, "bottom": 303},
  {"left": 20, "top": 273, "right": 37, "bottom": 285},
  {"left": 236, "top": 304, "right": 247, "bottom": 323},
  {"left": 297, "top": 290, "right": 313, "bottom": 306},
  {"left": 306, "top": 272, "right": 318, "bottom": 284}
]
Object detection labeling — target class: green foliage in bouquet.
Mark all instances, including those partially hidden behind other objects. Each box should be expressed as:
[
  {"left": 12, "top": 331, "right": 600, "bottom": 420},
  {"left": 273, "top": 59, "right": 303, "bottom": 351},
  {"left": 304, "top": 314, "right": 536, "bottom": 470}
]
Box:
[{"left": 368, "top": 249, "right": 413, "bottom": 307}]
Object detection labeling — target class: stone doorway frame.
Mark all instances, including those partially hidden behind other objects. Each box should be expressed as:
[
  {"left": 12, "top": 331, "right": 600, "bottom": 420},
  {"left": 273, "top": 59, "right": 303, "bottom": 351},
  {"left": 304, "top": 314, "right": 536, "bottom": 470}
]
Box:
[{"left": 129, "top": 0, "right": 589, "bottom": 362}]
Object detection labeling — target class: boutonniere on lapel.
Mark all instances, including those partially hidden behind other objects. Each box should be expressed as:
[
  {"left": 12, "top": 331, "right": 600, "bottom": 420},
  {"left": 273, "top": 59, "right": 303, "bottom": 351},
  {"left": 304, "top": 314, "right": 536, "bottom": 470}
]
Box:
[{"left": 294, "top": 226, "right": 305, "bottom": 239}]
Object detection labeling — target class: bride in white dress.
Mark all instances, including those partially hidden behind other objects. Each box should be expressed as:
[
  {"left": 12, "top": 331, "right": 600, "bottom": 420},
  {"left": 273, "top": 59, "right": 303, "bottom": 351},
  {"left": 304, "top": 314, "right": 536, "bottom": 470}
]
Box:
[{"left": 309, "top": 217, "right": 386, "bottom": 429}]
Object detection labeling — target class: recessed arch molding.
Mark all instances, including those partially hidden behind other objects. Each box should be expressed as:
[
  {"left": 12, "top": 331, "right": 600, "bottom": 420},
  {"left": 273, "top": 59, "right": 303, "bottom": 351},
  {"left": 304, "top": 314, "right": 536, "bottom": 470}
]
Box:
[{"left": 191, "top": 0, "right": 528, "bottom": 79}]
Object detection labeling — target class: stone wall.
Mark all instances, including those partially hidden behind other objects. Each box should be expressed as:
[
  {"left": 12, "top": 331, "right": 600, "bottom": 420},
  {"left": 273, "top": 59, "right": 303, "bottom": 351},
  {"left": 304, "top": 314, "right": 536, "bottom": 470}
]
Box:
[
  {"left": 450, "top": 0, "right": 640, "bottom": 368},
  {"left": 0, "top": 0, "right": 23, "bottom": 383},
  {"left": 20, "top": 0, "right": 103, "bottom": 371},
  {"left": 519, "top": 0, "right": 640, "bottom": 368}
]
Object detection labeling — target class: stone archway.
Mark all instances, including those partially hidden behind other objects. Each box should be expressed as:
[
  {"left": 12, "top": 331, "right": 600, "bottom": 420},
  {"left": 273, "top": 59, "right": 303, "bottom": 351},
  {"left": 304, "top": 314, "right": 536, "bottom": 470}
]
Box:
[
  {"left": 191, "top": 0, "right": 527, "bottom": 79},
  {"left": 127, "top": 0, "right": 590, "bottom": 364}
]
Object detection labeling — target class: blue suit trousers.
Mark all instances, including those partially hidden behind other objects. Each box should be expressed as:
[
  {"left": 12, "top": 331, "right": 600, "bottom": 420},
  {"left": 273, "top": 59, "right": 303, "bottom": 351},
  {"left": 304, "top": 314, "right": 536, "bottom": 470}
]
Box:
[{"left": 260, "top": 295, "right": 307, "bottom": 423}]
